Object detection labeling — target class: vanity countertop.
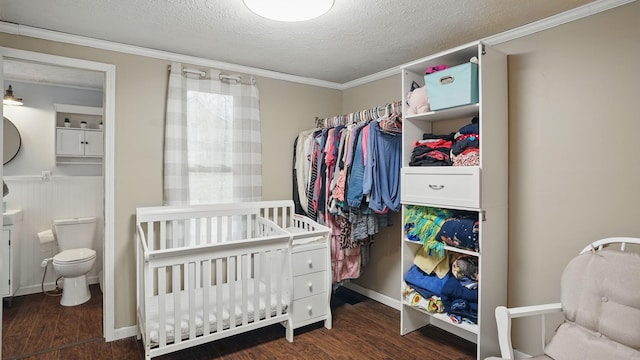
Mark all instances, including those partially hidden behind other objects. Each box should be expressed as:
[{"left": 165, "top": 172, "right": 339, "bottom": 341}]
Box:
[{"left": 3, "top": 209, "right": 23, "bottom": 225}]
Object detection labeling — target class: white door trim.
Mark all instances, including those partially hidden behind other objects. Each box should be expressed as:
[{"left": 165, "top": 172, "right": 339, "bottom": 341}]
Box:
[{"left": 0, "top": 47, "right": 117, "bottom": 341}]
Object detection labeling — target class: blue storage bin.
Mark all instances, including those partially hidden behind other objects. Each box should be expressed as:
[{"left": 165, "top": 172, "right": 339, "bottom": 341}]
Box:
[{"left": 425, "top": 62, "right": 479, "bottom": 111}]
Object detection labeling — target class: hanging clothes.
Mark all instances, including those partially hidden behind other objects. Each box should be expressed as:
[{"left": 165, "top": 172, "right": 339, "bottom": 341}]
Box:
[{"left": 293, "top": 101, "right": 403, "bottom": 282}]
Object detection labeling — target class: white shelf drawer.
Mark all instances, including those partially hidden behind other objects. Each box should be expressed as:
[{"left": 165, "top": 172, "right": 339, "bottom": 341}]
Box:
[
  {"left": 292, "top": 248, "right": 327, "bottom": 276},
  {"left": 292, "top": 293, "right": 328, "bottom": 323},
  {"left": 293, "top": 272, "right": 327, "bottom": 300},
  {"left": 401, "top": 167, "right": 480, "bottom": 208}
]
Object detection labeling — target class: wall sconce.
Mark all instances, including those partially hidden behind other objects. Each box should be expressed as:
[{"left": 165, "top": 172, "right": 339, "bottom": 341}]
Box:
[{"left": 3, "top": 85, "right": 24, "bottom": 106}]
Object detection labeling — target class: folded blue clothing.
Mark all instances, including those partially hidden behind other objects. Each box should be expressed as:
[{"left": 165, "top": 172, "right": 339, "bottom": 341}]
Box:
[
  {"left": 404, "top": 264, "right": 450, "bottom": 298},
  {"left": 447, "top": 299, "right": 478, "bottom": 324},
  {"left": 441, "top": 273, "right": 478, "bottom": 303},
  {"left": 458, "top": 122, "right": 479, "bottom": 135}
]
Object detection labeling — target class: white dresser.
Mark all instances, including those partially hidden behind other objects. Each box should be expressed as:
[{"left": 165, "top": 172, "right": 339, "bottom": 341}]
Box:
[{"left": 290, "top": 236, "right": 332, "bottom": 332}]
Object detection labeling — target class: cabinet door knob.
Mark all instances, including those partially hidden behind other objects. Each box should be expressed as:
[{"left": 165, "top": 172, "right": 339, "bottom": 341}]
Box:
[{"left": 428, "top": 184, "right": 445, "bottom": 190}]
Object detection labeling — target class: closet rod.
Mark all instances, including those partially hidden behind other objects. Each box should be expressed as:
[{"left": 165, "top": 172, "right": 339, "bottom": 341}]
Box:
[{"left": 315, "top": 100, "right": 402, "bottom": 128}]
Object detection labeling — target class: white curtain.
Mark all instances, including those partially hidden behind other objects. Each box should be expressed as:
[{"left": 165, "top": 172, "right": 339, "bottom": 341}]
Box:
[{"left": 164, "top": 62, "right": 262, "bottom": 205}]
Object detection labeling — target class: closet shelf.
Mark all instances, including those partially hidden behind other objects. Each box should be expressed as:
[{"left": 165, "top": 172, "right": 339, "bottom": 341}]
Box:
[
  {"left": 403, "top": 301, "right": 479, "bottom": 334},
  {"left": 402, "top": 238, "right": 480, "bottom": 257},
  {"left": 404, "top": 103, "right": 479, "bottom": 122}
]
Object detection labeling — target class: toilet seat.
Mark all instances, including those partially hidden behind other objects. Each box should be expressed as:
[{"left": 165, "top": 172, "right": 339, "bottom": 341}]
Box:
[{"left": 53, "top": 248, "right": 96, "bottom": 265}]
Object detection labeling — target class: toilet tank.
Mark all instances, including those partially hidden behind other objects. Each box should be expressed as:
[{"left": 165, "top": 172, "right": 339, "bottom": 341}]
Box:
[{"left": 53, "top": 217, "right": 97, "bottom": 251}]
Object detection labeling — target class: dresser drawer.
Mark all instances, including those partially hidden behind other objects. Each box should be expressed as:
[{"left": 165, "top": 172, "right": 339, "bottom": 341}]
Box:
[
  {"left": 292, "top": 248, "right": 327, "bottom": 276},
  {"left": 401, "top": 167, "right": 480, "bottom": 208},
  {"left": 293, "top": 272, "right": 327, "bottom": 300},
  {"left": 292, "top": 293, "right": 328, "bottom": 323}
]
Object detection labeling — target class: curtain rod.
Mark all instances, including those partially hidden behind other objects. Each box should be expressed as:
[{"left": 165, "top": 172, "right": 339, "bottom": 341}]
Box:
[{"left": 169, "top": 65, "right": 255, "bottom": 85}]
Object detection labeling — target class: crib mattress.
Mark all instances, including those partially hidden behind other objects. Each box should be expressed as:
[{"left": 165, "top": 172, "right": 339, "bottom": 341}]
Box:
[{"left": 145, "top": 280, "right": 288, "bottom": 346}]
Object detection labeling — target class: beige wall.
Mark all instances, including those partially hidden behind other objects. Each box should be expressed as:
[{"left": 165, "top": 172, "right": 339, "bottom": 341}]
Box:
[
  {"left": 2, "top": 1, "right": 639, "bottom": 354},
  {"left": 259, "top": 77, "right": 341, "bottom": 200},
  {"left": 495, "top": 1, "right": 640, "bottom": 354}
]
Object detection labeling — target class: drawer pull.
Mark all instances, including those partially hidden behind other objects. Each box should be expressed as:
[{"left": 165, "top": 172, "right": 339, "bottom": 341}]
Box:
[
  {"left": 307, "top": 259, "right": 313, "bottom": 267},
  {"left": 307, "top": 305, "right": 313, "bottom": 315},
  {"left": 428, "top": 184, "right": 445, "bottom": 190},
  {"left": 307, "top": 282, "right": 313, "bottom": 291}
]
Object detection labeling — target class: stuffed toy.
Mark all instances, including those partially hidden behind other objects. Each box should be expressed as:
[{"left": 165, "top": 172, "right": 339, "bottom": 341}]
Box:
[
  {"left": 451, "top": 255, "right": 478, "bottom": 282},
  {"left": 406, "top": 81, "right": 430, "bottom": 115}
]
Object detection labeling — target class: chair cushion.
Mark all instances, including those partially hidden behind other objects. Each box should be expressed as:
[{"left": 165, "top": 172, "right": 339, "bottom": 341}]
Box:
[{"left": 545, "top": 248, "right": 640, "bottom": 359}]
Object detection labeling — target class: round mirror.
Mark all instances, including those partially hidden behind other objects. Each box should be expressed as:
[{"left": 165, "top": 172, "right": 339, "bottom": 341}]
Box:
[{"left": 4, "top": 117, "right": 22, "bottom": 165}]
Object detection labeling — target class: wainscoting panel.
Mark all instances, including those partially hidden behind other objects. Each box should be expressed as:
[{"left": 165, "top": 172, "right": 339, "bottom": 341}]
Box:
[{"left": 3, "top": 176, "right": 104, "bottom": 296}]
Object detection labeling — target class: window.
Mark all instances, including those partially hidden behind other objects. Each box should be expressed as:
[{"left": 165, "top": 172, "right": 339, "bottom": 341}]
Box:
[{"left": 186, "top": 91, "right": 234, "bottom": 204}]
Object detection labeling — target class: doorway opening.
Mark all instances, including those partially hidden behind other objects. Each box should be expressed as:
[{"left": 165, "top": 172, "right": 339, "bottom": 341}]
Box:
[{"left": 0, "top": 48, "right": 116, "bottom": 357}]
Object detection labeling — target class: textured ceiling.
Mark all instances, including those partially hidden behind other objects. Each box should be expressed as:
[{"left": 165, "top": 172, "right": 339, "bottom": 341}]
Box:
[{"left": 1, "top": 0, "right": 598, "bottom": 85}]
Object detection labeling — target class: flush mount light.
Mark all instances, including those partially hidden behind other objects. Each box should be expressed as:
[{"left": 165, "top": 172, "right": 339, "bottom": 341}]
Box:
[
  {"left": 3, "top": 85, "right": 23, "bottom": 106},
  {"left": 243, "top": 0, "right": 334, "bottom": 22}
]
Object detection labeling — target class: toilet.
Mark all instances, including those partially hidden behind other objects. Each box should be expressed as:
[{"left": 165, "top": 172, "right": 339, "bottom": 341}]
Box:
[{"left": 52, "top": 217, "right": 97, "bottom": 306}]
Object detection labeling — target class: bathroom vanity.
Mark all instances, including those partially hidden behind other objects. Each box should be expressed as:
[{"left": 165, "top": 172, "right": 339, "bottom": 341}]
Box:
[{"left": 2, "top": 209, "right": 23, "bottom": 305}]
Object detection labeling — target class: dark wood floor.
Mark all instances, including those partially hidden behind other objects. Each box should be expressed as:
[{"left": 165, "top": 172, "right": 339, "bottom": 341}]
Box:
[{"left": 3, "top": 285, "right": 476, "bottom": 359}]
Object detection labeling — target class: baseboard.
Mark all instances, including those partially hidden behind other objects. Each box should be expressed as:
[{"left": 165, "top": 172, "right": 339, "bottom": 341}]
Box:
[
  {"left": 14, "top": 275, "right": 100, "bottom": 297},
  {"left": 342, "top": 282, "right": 401, "bottom": 310},
  {"left": 112, "top": 325, "right": 139, "bottom": 341}
]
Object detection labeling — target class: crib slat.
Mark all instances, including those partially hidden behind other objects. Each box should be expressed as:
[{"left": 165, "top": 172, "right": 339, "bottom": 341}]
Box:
[
  {"left": 194, "top": 218, "right": 201, "bottom": 246},
  {"left": 158, "top": 267, "right": 167, "bottom": 348},
  {"left": 246, "top": 214, "right": 251, "bottom": 238},
  {"left": 228, "top": 256, "right": 236, "bottom": 329},
  {"left": 254, "top": 251, "right": 262, "bottom": 321},
  {"left": 216, "top": 258, "right": 223, "bottom": 333},
  {"left": 206, "top": 217, "right": 213, "bottom": 244},
  {"left": 202, "top": 259, "right": 211, "bottom": 336},
  {"left": 263, "top": 250, "right": 271, "bottom": 320},
  {"left": 226, "top": 217, "right": 233, "bottom": 243},
  {"left": 276, "top": 250, "right": 283, "bottom": 315},
  {"left": 215, "top": 216, "right": 221, "bottom": 244},
  {"left": 188, "top": 261, "right": 196, "bottom": 340},
  {"left": 242, "top": 254, "right": 249, "bottom": 326},
  {"left": 147, "top": 222, "right": 155, "bottom": 251},
  {"left": 173, "top": 264, "right": 182, "bottom": 344},
  {"left": 160, "top": 220, "right": 166, "bottom": 250}
]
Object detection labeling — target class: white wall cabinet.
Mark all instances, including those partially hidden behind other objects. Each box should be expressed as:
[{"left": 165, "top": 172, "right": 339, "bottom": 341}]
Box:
[
  {"left": 54, "top": 104, "right": 103, "bottom": 164},
  {"left": 399, "top": 41, "right": 508, "bottom": 359},
  {"left": 56, "top": 128, "right": 104, "bottom": 157}
]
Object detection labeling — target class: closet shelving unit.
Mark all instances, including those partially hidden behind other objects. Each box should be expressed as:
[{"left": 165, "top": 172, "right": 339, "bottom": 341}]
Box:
[{"left": 399, "top": 41, "right": 508, "bottom": 359}]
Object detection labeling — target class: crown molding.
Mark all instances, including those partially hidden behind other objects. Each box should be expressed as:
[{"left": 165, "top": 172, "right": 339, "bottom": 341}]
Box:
[
  {"left": 0, "top": 0, "right": 634, "bottom": 90},
  {"left": 342, "top": 0, "right": 634, "bottom": 90},
  {"left": 482, "top": 0, "right": 636, "bottom": 46},
  {"left": 0, "top": 22, "right": 344, "bottom": 90}
]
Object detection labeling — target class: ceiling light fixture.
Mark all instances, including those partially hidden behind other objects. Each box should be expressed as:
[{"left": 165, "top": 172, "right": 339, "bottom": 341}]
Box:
[
  {"left": 3, "top": 85, "right": 23, "bottom": 106},
  {"left": 243, "top": 0, "right": 334, "bottom": 22}
]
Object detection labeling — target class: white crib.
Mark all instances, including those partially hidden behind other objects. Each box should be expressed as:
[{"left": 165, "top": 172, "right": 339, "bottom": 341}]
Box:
[{"left": 136, "top": 200, "right": 330, "bottom": 359}]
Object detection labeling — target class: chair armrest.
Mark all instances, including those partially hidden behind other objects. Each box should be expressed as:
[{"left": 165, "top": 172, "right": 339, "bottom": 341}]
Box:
[{"left": 495, "top": 303, "right": 562, "bottom": 359}]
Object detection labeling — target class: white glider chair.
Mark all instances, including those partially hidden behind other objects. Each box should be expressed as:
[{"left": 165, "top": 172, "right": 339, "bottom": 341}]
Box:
[{"left": 487, "top": 237, "right": 640, "bottom": 360}]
